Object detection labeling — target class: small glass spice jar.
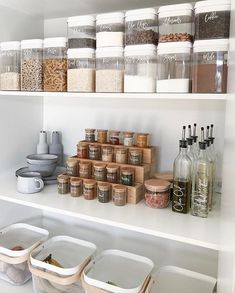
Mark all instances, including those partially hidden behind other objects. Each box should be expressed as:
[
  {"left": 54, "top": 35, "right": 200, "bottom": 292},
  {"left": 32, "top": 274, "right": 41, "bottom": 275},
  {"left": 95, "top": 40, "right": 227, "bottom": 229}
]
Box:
[
  {"left": 93, "top": 163, "right": 106, "bottom": 181},
  {"left": 144, "top": 179, "right": 171, "bottom": 209},
  {"left": 102, "top": 146, "right": 113, "bottom": 162},
  {"left": 123, "top": 132, "right": 134, "bottom": 147},
  {"left": 121, "top": 167, "right": 135, "bottom": 186},
  {"left": 128, "top": 148, "right": 143, "bottom": 165},
  {"left": 115, "top": 147, "right": 128, "bottom": 164},
  {"left": 97, "top": 129, "right": 108, "bottom": 144},
  {"left": 66, "top": 159, "right": 78, "bottom": 176},
  {"left": 109, "top": 130, "right": 120, "bottom": 145},
  {"left": 97, "top": 182, "right": 111, "bottom": 203},
  {"left": 113, "top": 185, "right": 127, "bottom": 206},
  {"left": 89, "top": 143, "right": 101, "bottom": 160},
  {"left": 85, "top": 128, "right": 96, "bottom": 142},
  {"left": 77, "top": 142, "right": 89, "bottom": 159},
  {"left": 106, "top": 165, "right": 119, "bottom": 183},
  {"left": 79, "top": 161, "right": 91, "bottom": 178},
  {"left": 57, "top": 175, "right": 70, "bottom": 194},
  {"left": 70, "top": 178, "right": 83, "bottom": 197},
  {"left": 136, "top": 133, "right": 149, "bottom": 148},
  {"left": 83, "top": 179, "right": 97, "bottom": 200}
]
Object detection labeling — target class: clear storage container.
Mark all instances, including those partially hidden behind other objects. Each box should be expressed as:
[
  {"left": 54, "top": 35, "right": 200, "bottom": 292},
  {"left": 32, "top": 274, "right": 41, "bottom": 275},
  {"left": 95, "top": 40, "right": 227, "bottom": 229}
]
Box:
[
  {"left": 192, "top": 39, "right": 229, "bottom": 93},
  {"left": 157, "top": 41, "right": 192, "bottom": 93},
  {"left": 43, "top": 37, "right": 67, "bottom": 92},
  {"left": 124, "top": 45, "right": 157, "bottom": 93},
  {"left": 67, "top": 48, "right": 95, "bottom": 92},
  {"left": 96, "top": 12, "right": 124, "bottom": 48},
  {"left": 68, "top": 15, "right": 96, "bottom": 49},
  {"left": 195, "top": 0, "right": 231, "bottom": 40},
  {"left": 0, "top": 41, "right": 21, "bottom": 91},
  {"left": 21, "top": 39, "right": 43, "bottom": 91},
  {"left": 125, "top": 8, "right": 158, "bottom": 46},
  {"left": 96, "top": 47, "right": 124, "bottom": 93},
  {"left": 158, "top": 3, "right": 193, "bottom": 43},
  {"left": 144, "top": 179, "right": 170, "bottom": 209}
]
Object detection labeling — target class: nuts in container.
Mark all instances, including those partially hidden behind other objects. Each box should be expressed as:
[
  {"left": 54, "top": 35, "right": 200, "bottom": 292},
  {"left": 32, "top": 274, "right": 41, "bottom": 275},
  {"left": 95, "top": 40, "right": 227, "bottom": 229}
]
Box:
[{"left": 144, "top": 179, "right": 171, "bottom": 208}]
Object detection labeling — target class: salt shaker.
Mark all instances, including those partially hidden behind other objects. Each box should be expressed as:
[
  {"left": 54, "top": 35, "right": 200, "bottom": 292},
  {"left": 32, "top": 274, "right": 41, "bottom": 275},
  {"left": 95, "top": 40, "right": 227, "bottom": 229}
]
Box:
[
  {"left": 37, "top": 131, "right": 49, "bottom": 154},
  {"left": 49, "top": 131, "right": 63, "bottom": 165}
]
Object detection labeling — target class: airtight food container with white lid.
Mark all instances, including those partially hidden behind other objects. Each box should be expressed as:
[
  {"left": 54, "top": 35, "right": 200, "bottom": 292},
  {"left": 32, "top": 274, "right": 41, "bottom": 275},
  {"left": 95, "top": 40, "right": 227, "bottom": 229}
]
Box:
[
  {"left": 0, "top": 223, "right": 49, "bottom": 285},
  {"left": 82, "top": 249, "right": 154, "bottom": 293},
  {"left": 29, "top": 235, "right": 97, "bottom": 293}
]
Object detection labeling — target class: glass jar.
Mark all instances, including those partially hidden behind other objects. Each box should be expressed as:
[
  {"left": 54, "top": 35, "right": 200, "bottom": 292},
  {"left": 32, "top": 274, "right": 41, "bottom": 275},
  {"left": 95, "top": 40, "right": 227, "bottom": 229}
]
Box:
[
  {"left": 123, "top": 132, "right": 134, "bottom": 147},
  {"left": 102, "top": 146, "right": 113, "bottom": 162},
  {"left": 157, "top": 42, "right": 192, "bottom": 93},
  {"left": 77, "top": 142, "right": 89, "bottom": 159},
  {"left": 128, "top": 148, "right": 143, "bottom": 165},
  {"left": 124, "top": 45, "right": 157, "bottom": 93},
  {"left": 79, "top": 161, "right": 91, "bottom": 178},
  {"left": 96, "top": 47, "right": 124, "bottom": 93},
  {"left": 57, "top": 175, "right": 70, "bottom": 194},
  {"left": 106, "top": 165, "right": 119, "bottom": 183},
  {"left": 125, "top": 8, "right": 158, "bottom": 46},
  {"left": 21, "top": 39, "right": 43, "bottom": 91},
  {"left": 67, "top": 48, "right": 95, "bottom": 92},
  {"left": 109, "top": 130, "right": 120, "bottom": 145},
  {"left": 144, "top": 179, "right": 170, "bottom": 208},
  {"left": 115, "top": 147, "right": 128, "bottom": 164},
  {"left": 96, "top": 12, "right": 124, "bottom": 48},
  {"left": 121, "top": 167, "right": 135, "bottom": 186},
  {"left": 0, "top": 41, "right": 20, "bottom": 91},
  {"left": 97, "top": 129, "right": 108, "bottom": 144},
  {"left": 43, "top": 37, "right": 67, "bottom": 92},
  {"left": 83, "top": 179, "right": 97, "bottom": 200},
  {"left": 195, "top": 0, "right": 231, "bottom": 40},
  {"left": 70, "top": 178, "right": 82, "bottom": 197},
  {"left": 66, "top": 158, "right": 78, "bottom": 176},
  {"left": 93, "top": 163, "right": 106, "bottom": 181},
  {"left": 97, "top": 182, "right": 111, "bottom": 203},
  {"left": 113, "top": 185, "right": 127, "bottom": 206},
  {"left": 89, "top": 143, "right": 101, "bottom": 160},
  {"left": 158, "top": 3, "right": 193, "bottom": 43},
  {"left": 67, "top": 15, "right": 96, "bottom": 49},
  {"left": 85, "top": 128, "right": 96, "bottom": 142},
  {"left": 154, "top": 172, "right": 173, "bottom": 200},
  {"left": 136, "top": 133, "right": 149, "bottom": 148},
  {"left": 192, "top": 39, "right": 229, "bottom": 93}
]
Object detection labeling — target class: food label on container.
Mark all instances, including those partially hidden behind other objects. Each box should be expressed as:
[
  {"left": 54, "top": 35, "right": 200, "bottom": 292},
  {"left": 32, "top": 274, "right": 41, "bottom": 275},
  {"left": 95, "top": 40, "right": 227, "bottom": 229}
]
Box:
[
  {"left": 204, "top": 12, "right": 219, "bottom": 23},
  {"left": 172, "top": 180, "right": 190, "bottom": 213},
  {"left": 163, "top": 16, "right": 182, "bottom": 25}
]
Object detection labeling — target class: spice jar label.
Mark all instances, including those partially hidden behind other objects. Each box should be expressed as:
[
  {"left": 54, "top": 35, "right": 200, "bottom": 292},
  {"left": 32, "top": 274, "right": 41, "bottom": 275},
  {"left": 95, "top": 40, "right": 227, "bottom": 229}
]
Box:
[
  {"left": 163, "top": 16, "right": 182, "bottom": 25},
  {"left": 204, "top": 12, "right": 219, "bottom": 23}
]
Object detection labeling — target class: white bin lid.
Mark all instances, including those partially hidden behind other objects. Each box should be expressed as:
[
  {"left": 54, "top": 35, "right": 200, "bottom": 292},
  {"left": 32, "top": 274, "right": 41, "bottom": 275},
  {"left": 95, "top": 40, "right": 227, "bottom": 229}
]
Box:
[
  {"left": 125, "top": 44, "right": 157, "bottom": 56},
  {"left": 68, "top": 48, "right": 95, "bottom": 59},
  {"left": 68, "top": 15, "right": 95, "bottom": 27},
  {"left": 193, "top": 39, "right": 229, "bottom": 52},
  {"left": 30, "top": 236, "right": 96, "bottom": 276},
  {"left": 195, "top": 0, "right": 231, "bottom": 14},
  {"left": 21, "top": 39, "right": 43, "bottom": 49},
  {"left": 125, "top": 8, "right": 157, "bottom": 21},
  {"left": 96, "top": 12, "right": 124, "bottom": 25},
  {"left": 158, "top": 3, "right": 193, "bottom": 18},
  {"left": 0, "top": 223, "right": 49, "bottom": 258},
  {"left": 96, "top": 47, "right": 123, "bottom": 58},
  {"left": 44, "top": 37, "right": 67, "bottom": 48},
  {"left": 84, "top": 249, "right": 154, "bottom": 293},
  {"left": 0, "top": 41, "right": 20, "bottom": 51},
  {"left": 158, "top": 41, "right": 192, "bottom": 54}
]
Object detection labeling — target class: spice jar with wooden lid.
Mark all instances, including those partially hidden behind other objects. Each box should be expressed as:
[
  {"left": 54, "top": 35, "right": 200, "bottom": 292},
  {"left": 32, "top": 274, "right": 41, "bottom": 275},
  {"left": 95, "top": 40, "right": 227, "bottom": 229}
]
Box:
[
  {"left": 97, "top": 182, "right": 111, "bottom": 203},
  {"left": 136, "top": 133, "right": 149, "bottom": 148},
  {"left": 128, "top": 148, "right": 143, "bottom": 165},
  {"left": 113, "top": 185, "right": 127, "bottom": 206},
  {"left": 70, "top": 178, "right": 82, "bottom": 197},
  {"left": 109, "top": 130, "right": 120, "bottom": 145},
  {"left": 97, "top": 129, "right": 108, "bottom": 144},
  {"left": 77, "top": 142, "right": 89, "bottom": 159},
  {"left": 79, "top": 161, "right": 91, "bottom": 178},
  {"left": 66, "top": 158, "right": 78, "bottom": 176},
  {"left": 154, "top": 172, "right": 173, "bottom": 200},
  {"left": 121, "top": 167, "right": 135, "bottom": 186},
  {"left": 93, "top": 163, "right": 106, "bottom": 181},
  {"left": 102, "top": 146, "right": 113, "bottom": 162},
  {"left": 85, "top": 128, "right": 96, "bottom": 142},
  {"left": 89, "top": 143, "right": 101, "bottom": 160},
  {"left": 106, "top": 165, "right": 119, "bottom": 183},
  {"left": 57, "top": 174, "right": 70, "bottom": 194},
  {"left": 115, "top": 147, "right": 128, "bottom": 164},
  {"left": 144, "top": 179, "right": 170, "bottom": 208},
  {"left": 123, "top": 132, "right": 134, "bottom": 147},
  {"left": 83, "top": 179, "right": 97, "bottom": 200}
]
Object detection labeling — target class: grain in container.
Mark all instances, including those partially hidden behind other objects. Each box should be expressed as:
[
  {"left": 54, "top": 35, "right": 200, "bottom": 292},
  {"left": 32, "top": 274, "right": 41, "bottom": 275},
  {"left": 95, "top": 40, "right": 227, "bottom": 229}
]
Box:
[
  {"left": 157, "top": 41, "right": 192, "bottom": 93},
  {"left": 29, "top": 236, "right": 96, "bottom": 293},
  {"left": 21, "top": 39, "right": 43, "bottom": 91},
  {"left": 102, "top": 146, "right": 113, "bottom": 162},
  {"left": 125, "top": 8, "right": 158, "bottom": 46},
  {"left": 106, "top": 165, "right": 119, "bottom": 183},
  {"left": 113, "top": 185, "right": 127, "bottom": 206},
  {"left": 93, "top": 163, "right": 106, "bottom": 181},
  {"left": 89, "top": 143, "right": 101, "bottom": 160},
  {"left": 96, "top": 47, "right": 124, "bottom": 93},
  {"left": 77, "top": 142, "right": 89, "bottom": 159},
  {"left": 82, "top": 249, "right": 154, "bottom": 292},
  {"left": 57, "top": 174, "right": 70, "bottom": 194},
  {"left": 123, "top": 131, "right": 134, "bottom": 147},
  {"left": 158, "top": 3, "right": 193, "bottom": 43},
  {"left": 0, "top": 223, "right": 48, "bottom": 285},
  {"left": 194, "top": 0, "right": 231, "bottom": 40},
  {"left": 0, "top": 41, "right": 21, "bottom": 90},
  {"left": 67, "top": 15, "right": 96, "bottom": 49},
  {"left": 43, "top": 37, "right": 67, "bottom": 92},
  {"left": 79, "top": 161, "right": 92, "bottom": 178},
  {"left": 124, "top": 45, "right": 157, "bottom": 93},
  {"left": 83, "top": 179, "right": 97, "bottom": 200},
  {"left": 70, "top": 178, "right": 83, "bottom": 197},
  {"left": 192, "top": 39, "right": 229, "bottom": 93},
  {"left": 115, "top": 147, "right": 128, "bottom": 164},
  {"left": 66, "top": 158, "right": 78, "bottom": 176},
  {"left": 97, "top": 129, "right": 108, "bottom": 144},
  {"left": 96, "top": 12, "right": 124, "bottom": 48},
  {"left": 136, "top": 133, "right": 149, "bottom": 148}
]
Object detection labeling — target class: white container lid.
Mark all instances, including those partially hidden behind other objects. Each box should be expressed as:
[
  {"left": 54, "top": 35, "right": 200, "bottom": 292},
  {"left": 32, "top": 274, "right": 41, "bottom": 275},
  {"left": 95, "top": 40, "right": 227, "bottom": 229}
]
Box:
[
  {"left": 68, "top": 48, "right": 95, "bottom": 59},
  {"left": 44, "top": 37, "right": 67, "bottom": 48},
  {"left": 96, "top": 46, "right": 123, "bottom": 58},
  {"left": 21, "top": 39, "right": 43, "bottom": 49},
  {"left": 68, "top": 15, "right": 95, "bottom": 27},
  {"left": 0, "top": 223, "right": 49, "bottom": 258},
  {"left": 158, "top": 41, "right": 192, "bottom": 54},
  {"left": 158, "top": 3, "right": 193, "bottom": 18},
  {"left": 0, "top": 41, "right": 20, "bottom": 51},
  {"left": 84, "top": 249, "right": 154, "bottom": 293},
  {"left": 125, "top": 8, "right": 157, "bottom": 22},
  {"left": 125, "top": 44, "right": 157, "bottom": 56},
  {"left": 195, "top": 0, "right": 231, "bottom": 14},
  {"left": 30, "top": 236, "right": 96, "bottom": 276},
  {"left": 193, "top": 39, "right": 229, "bottom": 52},
  {"left": 96, "top": 12, "right": 124, "bottom": 25}
]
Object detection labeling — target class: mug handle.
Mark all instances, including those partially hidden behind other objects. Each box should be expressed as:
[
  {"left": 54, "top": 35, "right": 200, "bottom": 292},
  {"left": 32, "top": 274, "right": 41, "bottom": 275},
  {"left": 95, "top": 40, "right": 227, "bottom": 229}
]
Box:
[{"left": 34, "top": 178, "right": 44, "bottom": 191}]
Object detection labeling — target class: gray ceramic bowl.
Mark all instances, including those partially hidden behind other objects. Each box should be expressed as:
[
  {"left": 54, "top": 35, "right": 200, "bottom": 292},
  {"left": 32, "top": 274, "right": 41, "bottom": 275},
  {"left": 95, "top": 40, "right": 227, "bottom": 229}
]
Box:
[
  {"left": 27, "top": 162, "right": 57, "bottom": 177},
  {"left": 26, "top": 154, "right": 58, "bottom": 165}
]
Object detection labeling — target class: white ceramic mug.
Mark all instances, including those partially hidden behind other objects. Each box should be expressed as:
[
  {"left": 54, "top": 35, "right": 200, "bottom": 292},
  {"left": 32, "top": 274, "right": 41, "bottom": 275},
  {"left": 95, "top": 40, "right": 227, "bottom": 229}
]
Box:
[{"left": 17, "top": 172, "right": 44, "bottom": 194}]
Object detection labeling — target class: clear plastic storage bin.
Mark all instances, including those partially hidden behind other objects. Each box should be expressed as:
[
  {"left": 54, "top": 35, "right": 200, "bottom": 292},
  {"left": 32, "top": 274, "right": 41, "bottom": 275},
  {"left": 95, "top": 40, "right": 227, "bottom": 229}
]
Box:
[
  {"left": 124, "top": 45, "right": 157, "bottom": 93},
  {"left": 157, "top": 41, "right": 192, "bottom": 93},
  {"left": 96, "top": 47, "right": 124, "bottom": 93},
  {"left": 195, "top": 0, "right": 231, "bottom": 40},
  {"left": 158, "top": 3, "right": 193, "bottom": 43},
  {"left": 192, "top": 39, "right": 229, "bottom": 93},
  {"left": 96, "top": 12, "right": 124, "bottom": 48},
  {"left": 0, "top": 41, "right": 21, "bottom": 91},
  {"left": 21, "top": 39, "right": 43, "bottom": 91},
  {"left": 43, "top": 37, "right": 67, "bottom": 92},
  {"left": 125, "top": 8, "right": 158, "bottom": 46},
  {"left": 67, "top": 48, "right": 95, "bottom": 92},
  {"left": 68, "top": 15, "right": 96, "bottom": 49}
]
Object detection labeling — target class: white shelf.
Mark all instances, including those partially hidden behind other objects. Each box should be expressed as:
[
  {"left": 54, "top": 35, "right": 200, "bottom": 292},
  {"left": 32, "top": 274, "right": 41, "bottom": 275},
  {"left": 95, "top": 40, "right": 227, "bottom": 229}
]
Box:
[
  {"left": 0, "top": 280, "right": 32, "bottom": 292},
  {"left": 0, "top": 172, "right": 220, "bottom": 251}
]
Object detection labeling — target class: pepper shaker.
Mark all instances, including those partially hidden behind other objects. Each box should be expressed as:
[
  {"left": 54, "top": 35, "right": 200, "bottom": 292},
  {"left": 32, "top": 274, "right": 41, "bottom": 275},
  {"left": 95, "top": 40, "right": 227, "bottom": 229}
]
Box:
[
  {"left": 37, "top": 131, "right": 49, "bottom": 154},
  {"left": 49, "top": 131, "right": 63, "bottom": 165}
]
